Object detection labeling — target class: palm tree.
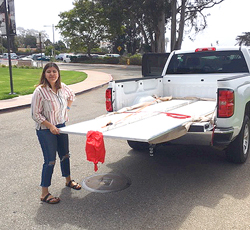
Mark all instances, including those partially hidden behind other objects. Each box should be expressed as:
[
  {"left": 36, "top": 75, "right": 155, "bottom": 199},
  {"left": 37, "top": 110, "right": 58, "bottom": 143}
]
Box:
[{"left": 236, "top": 32, "right": 250, "bottom": 46}]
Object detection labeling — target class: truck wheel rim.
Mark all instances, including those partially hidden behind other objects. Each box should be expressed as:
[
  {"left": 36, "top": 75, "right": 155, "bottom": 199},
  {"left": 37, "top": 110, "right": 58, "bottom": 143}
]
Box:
[{"left": 243, "top": 124, "right": 249, "bottom": 155}]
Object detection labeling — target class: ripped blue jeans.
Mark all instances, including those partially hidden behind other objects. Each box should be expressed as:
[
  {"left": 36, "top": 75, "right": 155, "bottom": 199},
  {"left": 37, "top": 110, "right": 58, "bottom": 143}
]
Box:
[{"left": 36, "top": 123, "right": 70, "bottom": 187}]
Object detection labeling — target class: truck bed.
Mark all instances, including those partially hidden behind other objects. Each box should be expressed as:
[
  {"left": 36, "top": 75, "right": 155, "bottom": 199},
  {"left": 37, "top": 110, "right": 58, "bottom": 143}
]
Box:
[{"left": 60, "top": 99, "right": 216, "bottom": 144}]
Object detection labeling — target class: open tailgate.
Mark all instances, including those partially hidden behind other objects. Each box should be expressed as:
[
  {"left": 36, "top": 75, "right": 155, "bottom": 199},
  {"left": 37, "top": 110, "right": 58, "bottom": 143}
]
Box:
[{"left": 60, "top": 99, "right": 216, "bottom": 144}]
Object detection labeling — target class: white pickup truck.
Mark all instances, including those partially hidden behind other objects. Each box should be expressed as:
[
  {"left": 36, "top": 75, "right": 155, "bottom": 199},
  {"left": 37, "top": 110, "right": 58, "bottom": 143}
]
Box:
[{"left": 60, "top": 46, "right": 250, "bottom": 164}]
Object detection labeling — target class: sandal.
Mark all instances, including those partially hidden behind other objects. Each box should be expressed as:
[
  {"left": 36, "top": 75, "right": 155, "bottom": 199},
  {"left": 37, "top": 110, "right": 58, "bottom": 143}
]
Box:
[
  {"left": 66, "top": 180, "right": 82, "bottom": 190},
  {"left": 41, "top": 193, "right": 60, "bottom": 204}
]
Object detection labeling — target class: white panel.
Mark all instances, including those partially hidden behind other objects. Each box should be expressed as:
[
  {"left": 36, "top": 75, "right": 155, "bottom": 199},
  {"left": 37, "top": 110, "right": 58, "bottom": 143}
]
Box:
[{"left": 60, "top": 100, "right": 216, "bottom": 142}]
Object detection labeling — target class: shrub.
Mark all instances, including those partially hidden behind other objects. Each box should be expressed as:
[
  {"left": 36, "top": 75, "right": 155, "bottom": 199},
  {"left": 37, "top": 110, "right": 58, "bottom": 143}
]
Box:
[
  {"left": 103, "top": 57, "right": 119, "bottom": 64},
  {"left": 68, "top": 53, "right": 142, "bottom": 65},
  {"left": 71, "top": 55, "right": 90, "bottom": 63},
  {"left": 119, "top": 56, "right": 128, "bottom": 65},
  {"left": 118, "top": 54, "right": 142, "bottom": 65},
  {"left": 129, "top": 54, "right": 142, "bottom": 65}
]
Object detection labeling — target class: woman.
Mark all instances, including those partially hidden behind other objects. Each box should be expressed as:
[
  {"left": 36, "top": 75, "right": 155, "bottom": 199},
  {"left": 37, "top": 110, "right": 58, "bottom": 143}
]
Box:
[{"left": 31, "top": 62, "right": 81, "bottom": 204}]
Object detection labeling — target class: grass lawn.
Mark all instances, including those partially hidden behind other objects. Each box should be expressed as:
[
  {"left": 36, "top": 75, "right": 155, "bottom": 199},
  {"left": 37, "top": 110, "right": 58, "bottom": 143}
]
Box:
[{"left": 0, "top": 67, "right": 87, "bottom": 100}]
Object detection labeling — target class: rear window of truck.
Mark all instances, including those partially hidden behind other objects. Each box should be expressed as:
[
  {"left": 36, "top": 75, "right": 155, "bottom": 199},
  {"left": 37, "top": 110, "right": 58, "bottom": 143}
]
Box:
[{"left": 166, "top": 51, "right": 249, "bottom": 74}]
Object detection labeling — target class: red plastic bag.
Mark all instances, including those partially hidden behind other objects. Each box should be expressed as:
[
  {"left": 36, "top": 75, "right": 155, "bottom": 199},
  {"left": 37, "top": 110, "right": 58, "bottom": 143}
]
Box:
[{"left": 85, "top": 130, "right": 106, "bottom": 171}]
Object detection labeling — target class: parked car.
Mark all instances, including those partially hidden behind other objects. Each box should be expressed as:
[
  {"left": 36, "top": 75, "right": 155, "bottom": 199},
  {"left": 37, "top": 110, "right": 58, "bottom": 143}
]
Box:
[
  {"left": 55, "top": 53, "right": 65, "bottom": 61},
  {"left": 91, "top": 54, "right": 99, "bottom": 58},
  {"left": 63, "top": 53, "right": 74, "bottom": 63},
  {"left": 19, "top": 55, "right": 33, "bottom": 61},
  {"left": 104, "top": 54, "right": 120, "bottom": 58},
  {"left": 31, "top": 53, "right": 44, "bottom": 60},
  {"left": 3, "top": 52, "right": 18, "bottom": 59},
  {"left": 31, "top": 53, "right": 50, "bottom": 61},
  {"left": 98, "top": 54, "right": 105, "bottom": 58},
  {"left": 37, "top": 56, "right": 50, "bottom": 61}
]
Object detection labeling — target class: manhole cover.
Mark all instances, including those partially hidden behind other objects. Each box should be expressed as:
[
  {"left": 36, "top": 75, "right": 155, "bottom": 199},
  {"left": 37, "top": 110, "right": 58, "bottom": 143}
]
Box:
[{"left": 82, "top": 173, "right": 131, "bottom": 193}]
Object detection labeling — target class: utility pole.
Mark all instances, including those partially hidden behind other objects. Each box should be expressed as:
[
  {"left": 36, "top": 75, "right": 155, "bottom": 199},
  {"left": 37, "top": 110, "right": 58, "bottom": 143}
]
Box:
[
  {"left": 39, "top": 33, "right": 43, "bottom": 68},
  {"left": 3, "top": 0, "right": 14, "bottom": 94},
  {"left": 44, "top": 24, "right": 55, "bottom": 57}
]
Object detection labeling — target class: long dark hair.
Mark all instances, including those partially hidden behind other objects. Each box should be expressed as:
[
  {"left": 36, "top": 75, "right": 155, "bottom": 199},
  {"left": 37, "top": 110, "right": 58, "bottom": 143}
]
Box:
[{"left": 39, "top": 62, "right": 61, "bottom": 89}]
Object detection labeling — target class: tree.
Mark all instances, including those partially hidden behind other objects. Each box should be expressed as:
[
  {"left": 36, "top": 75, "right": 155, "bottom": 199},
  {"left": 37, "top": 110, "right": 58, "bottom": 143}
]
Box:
[
  {"left": 57, "top": 0, "right": 225, "bottom": 54},
  {"left": 57, "top": 0, "right": 108, "bottom": 56},
  {"left": 98, "top": 0, "right": 224, "bottom": 53},
  {"left": 97, "top": 0, "right": 171, "bottom": 53},
  {"left": 54, "top": 40, "right": 67, "bottom": 52},
  {"left": 170, "top": 0, "right": 225, "bottom": 51},
  {"left": 135, "top": 0, "right": 171, "bottom": 53},
  {"left": 45, "top": 45, "right": 54, "bottom": 56},
  {"left": 23, "top": 35, "right": 36, "bottom": 48},
  {"left": 236, "top": 32, "right": 250, "bottom": 46},
  {"left": 1, "top": 36, "right": 18, "bottom": 52},
  {"left": 15, "top": 27, "right": 49, "bottom": 49},
  {"left": 131, "top": 0, "right": 225, "bottom": 52}
]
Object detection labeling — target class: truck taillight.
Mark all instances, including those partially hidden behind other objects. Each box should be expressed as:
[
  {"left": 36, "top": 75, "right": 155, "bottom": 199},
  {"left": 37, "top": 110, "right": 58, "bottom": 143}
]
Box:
[
  {"left": 218, "top": 89, "right": 234, "bottom": 118},
  {"left": 106, "top": 88, "right": 113, "bottom": 112}
]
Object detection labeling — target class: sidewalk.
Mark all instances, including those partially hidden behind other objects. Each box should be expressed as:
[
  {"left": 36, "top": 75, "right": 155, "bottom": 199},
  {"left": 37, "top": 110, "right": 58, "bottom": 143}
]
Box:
[{"left": 0, "top": 70, "right": 112, "bottom": 112}]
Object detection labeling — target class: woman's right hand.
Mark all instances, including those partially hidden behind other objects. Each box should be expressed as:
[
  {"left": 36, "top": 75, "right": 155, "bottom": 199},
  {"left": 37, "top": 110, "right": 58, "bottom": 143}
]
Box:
[
  {"left": 41, "top": 120, "right": 60, "bottom": 135},
  {"left": 49, "top": 125, "right": 60, "bottom": 135}
]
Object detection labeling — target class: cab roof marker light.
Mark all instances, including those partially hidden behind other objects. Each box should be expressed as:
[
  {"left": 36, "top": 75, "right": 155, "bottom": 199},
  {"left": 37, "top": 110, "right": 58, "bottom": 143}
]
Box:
[{"left": 195, "top": 47, "right": 216, "bottom": 52}]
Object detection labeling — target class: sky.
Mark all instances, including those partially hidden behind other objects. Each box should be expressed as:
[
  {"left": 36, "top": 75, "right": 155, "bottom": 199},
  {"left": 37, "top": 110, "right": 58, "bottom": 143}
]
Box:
[
  {"left": 181, "top": 0, "right": 250, "bottom": 50},
  {"left": 14, "top": 0, "right": 74, "bottom": 41},
  {"left": 14, "top": 0, "right": 249, "bottom": 50}
]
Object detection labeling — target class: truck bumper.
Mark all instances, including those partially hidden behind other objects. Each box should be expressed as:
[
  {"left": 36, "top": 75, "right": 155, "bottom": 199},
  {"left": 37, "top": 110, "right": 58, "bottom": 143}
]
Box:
[
  {"left": 169, "top": 125, "right": 234, "bottom": 149},
  {"left": 213, "top": 127, "right": 234, "bottom": 147}
]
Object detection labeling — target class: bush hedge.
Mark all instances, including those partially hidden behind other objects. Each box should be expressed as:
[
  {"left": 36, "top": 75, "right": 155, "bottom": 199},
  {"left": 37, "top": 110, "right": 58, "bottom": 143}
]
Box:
[{"left": 70, "top": 54, "right": 142, "bottom": 66}]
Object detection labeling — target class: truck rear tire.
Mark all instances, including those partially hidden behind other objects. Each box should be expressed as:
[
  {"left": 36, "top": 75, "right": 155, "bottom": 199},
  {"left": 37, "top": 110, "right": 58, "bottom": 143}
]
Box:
[
  {"left": 127, "top": 140, "right": 149, "bottom": 151},
  {"left": 225, "top": 115, "right": 250, "bottom": 164}
]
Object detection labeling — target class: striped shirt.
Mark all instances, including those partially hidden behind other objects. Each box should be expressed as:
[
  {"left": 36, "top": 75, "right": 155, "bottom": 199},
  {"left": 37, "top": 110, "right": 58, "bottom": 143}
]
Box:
[{"left": 31, "top": 83, "right": 75, "bottom": 130}]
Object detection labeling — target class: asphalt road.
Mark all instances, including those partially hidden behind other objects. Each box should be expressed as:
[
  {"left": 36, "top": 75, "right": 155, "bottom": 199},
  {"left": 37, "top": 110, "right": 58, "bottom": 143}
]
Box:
[{"left": 1, "top": 64, "right": 250, "bottom": 230}]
